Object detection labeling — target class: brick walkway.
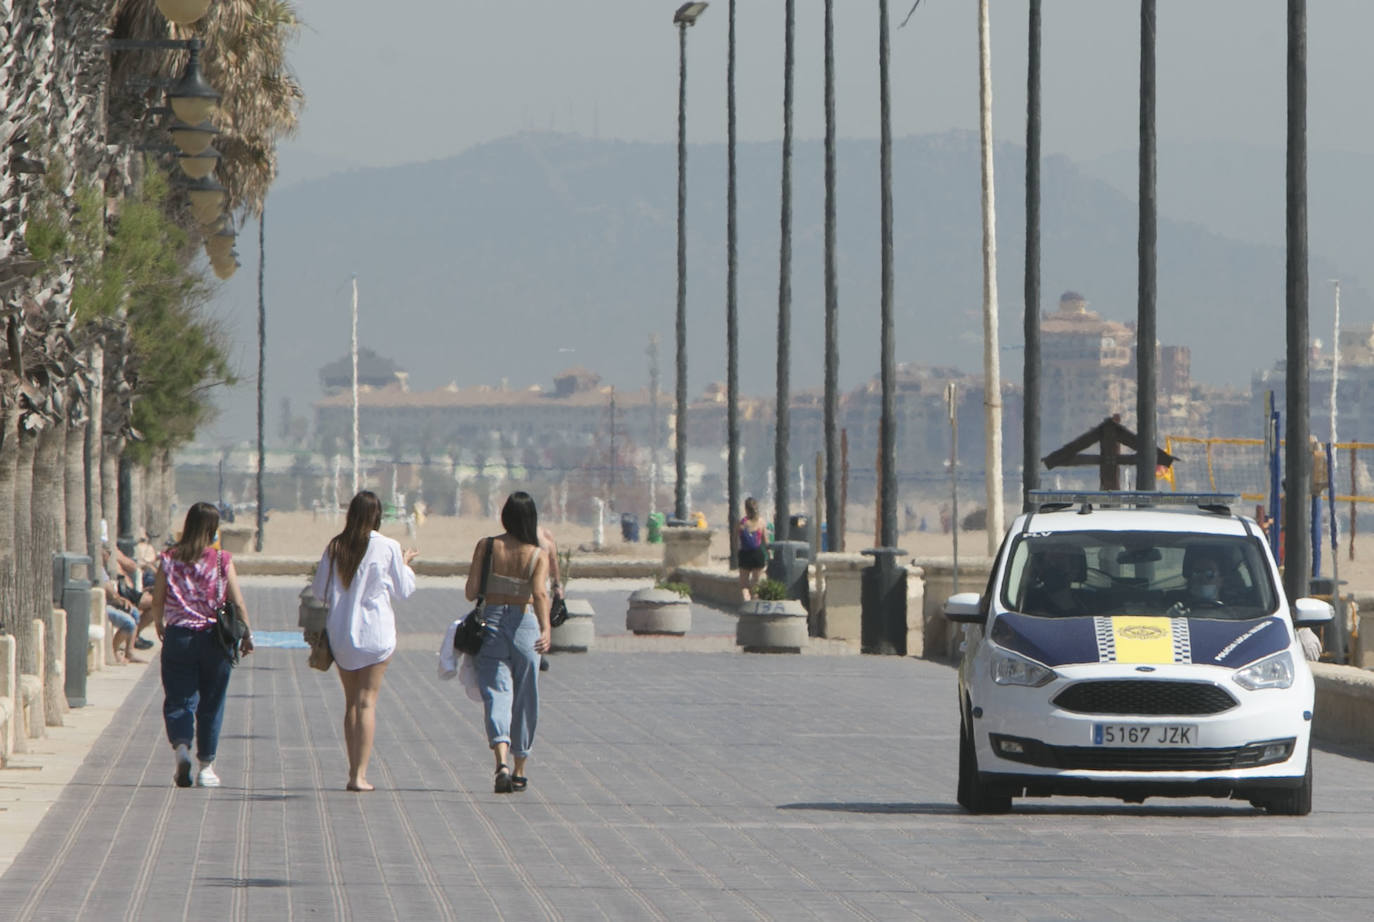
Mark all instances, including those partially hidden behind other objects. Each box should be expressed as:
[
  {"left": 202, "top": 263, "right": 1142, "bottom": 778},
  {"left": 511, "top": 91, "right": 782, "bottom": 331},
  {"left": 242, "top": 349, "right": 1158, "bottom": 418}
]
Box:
[{"left": 3, "top": 578, "right": 1374, "bottom": 920}]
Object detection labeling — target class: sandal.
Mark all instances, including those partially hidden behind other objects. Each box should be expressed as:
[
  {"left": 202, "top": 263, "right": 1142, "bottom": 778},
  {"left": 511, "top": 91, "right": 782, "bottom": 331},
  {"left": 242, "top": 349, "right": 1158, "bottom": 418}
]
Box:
[
  {"left": 510, "top": 775, "right": 527, "bottom": 792},
  {"left": 494, "top": 764, "right": 513, "bottom": 794}
]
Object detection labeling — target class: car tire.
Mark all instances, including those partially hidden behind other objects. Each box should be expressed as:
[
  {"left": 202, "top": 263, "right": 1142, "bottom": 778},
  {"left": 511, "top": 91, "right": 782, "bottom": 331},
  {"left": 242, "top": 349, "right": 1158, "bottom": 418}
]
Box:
[
  {"left": 958, "top": 719, "right": 1012, "bottom": 814},
  {"left": 1263, "top": 754, "right": 1313, "bottom": 816}
]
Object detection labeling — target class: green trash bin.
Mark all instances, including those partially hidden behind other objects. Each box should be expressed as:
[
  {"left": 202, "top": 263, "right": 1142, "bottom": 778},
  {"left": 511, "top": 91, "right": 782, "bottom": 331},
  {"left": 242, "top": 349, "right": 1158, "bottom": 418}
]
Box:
[{"left": 646, "top": 512, "right": 666, "bottom": 544}]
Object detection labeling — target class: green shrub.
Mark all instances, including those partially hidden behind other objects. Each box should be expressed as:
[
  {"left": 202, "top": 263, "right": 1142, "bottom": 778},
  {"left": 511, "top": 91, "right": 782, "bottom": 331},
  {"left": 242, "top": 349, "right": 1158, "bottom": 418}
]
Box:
[
  {"left": 655, "top": 579, "right": 691, "bottom": 598},
  {"left": 755, "top": 579, "right": 787, "bottom": 601}
]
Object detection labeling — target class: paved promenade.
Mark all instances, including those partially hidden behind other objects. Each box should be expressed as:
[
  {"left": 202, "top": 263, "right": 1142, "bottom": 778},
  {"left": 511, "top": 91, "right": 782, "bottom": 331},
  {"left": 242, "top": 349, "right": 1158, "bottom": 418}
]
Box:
[{"left": 2, "top": 577, "right": 1374, "bottom": 920}]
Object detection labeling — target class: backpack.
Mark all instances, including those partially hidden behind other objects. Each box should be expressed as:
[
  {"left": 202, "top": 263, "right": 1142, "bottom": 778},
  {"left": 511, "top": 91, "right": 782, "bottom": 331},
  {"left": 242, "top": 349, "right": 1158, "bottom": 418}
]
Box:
[{"left": 739, "top": 520, "right": 762, "bottom": 551}]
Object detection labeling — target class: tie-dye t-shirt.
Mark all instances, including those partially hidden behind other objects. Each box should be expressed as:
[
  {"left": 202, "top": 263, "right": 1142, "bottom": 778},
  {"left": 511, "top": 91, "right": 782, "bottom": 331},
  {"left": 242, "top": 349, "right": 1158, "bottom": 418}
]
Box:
[{"left": 160, "top": 547, "right": 228, "bottom": 631}]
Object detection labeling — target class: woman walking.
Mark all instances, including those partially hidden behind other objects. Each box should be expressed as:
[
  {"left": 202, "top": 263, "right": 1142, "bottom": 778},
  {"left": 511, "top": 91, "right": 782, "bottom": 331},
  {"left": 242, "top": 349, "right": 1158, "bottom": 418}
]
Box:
[
  {"left": 737, "top": 496, "right": 769, "bottom": 600},
  {"left": 151, "top": 502, "right": 254, "bottom": 788},
  {"left": 311, "top": 490, "right": 418, "bottom": 791},
  {"left": 466, "top": 491, "right": 551, "bottom": 793}
]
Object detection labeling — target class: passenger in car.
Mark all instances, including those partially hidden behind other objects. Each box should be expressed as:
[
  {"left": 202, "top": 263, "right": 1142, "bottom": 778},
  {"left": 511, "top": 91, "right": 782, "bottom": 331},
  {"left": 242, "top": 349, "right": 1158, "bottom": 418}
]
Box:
[{"left": 1022, "top": 546, "right": 1091, "bottom": 616}]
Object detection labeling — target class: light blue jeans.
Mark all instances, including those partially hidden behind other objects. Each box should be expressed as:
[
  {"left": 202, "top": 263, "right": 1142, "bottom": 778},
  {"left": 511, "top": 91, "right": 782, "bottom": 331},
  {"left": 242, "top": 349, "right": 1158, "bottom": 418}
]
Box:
[{"left": 476, "top": 603, "right": 540, "bottom": 757}]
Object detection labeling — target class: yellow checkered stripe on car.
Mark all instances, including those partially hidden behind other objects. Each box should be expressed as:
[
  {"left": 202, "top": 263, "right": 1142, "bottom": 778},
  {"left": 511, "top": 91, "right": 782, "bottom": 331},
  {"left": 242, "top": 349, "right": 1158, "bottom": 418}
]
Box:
[{"left": 1093, "top": 616, "right": 1191, "bottom": 664}]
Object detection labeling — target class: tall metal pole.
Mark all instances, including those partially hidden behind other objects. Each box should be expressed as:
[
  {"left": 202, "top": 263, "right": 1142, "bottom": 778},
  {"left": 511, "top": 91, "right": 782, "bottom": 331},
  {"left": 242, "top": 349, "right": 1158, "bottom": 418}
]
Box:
[
  {"left": 823, "top": 0, "right": 841, "bottom": 551},
  {"left": 648, "top": 334, "right": 660, "bottom": 516},
  {"left": 774, "top": 0, "right": 796, "bottom": 544},
  {"left": 1283, "top": 0, "right": 1311, "bottom": 603},
  {"left": 674, "top": 19, "right": 691, "bottom": 522},
  {"left": 948, "top": 383, "right": 960, "bottom": 593},
  {"left": 878, "top": 0, "right": 895, "bottom": 548},
  {"left": 1022, "top": 0, "right": 1041, "bottom": 512},
  {"left": 351, "top": 274, "right": 360, "bottom": 496},
  {"left": 255, "top": 209, "right": 266, "bottom": 552},
  {"left": 977, "top": 0, "right": 1003, "bottom": 553},
  {"left": 726, "top": 0, "right": 740, "bottom": 567},
  {"left": 1136, "top": 0, "right": 1159, "bottom": 492},
  {"left": 1329, "top": 279, "right": 1345, "bottom": 659}
]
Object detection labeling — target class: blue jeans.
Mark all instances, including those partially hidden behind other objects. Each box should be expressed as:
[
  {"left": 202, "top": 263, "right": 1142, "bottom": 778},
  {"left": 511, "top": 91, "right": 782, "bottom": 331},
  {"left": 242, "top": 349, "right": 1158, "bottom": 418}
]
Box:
[
  {"left": 161, "top": 625, "right": 233, "bottom": 763},
  {"left": 476, "top": 604, "right": 540, "bottom": 758}
]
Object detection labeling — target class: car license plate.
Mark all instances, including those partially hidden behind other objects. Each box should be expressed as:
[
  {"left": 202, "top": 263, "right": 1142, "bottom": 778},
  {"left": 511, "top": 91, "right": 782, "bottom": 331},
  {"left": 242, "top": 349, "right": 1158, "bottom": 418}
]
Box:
[{"left": 1092, "top": 724, "right": 1197, "bottom": 746}]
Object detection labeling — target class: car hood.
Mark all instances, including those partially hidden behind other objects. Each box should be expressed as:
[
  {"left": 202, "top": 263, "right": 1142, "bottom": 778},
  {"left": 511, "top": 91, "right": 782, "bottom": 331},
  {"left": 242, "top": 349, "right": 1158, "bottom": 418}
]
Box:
[{"left": 989, "top": 612, "right": 1290, "bottom": 668}]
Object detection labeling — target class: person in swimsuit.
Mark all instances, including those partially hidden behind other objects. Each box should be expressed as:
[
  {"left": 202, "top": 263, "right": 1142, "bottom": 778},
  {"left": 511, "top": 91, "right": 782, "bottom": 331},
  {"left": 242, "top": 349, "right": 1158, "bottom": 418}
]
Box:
[
  {"left": 310, "top": 491, "right": 418, "bottom": 791},
  {"left": 466, "top": 492, "right": 551, "bottom": 794}
]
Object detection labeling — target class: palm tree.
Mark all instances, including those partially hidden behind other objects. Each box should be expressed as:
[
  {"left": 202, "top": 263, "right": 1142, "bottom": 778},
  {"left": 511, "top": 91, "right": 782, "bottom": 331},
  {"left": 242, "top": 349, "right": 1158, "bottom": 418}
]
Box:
[
  {"left": 823, "top": 0, "right": 840, "bottom": 551},
  {"left": 1283, "top": 0, "right": 1310, "bottom": 601},
  {"left": 774, "top": 0, "right": 796, "bottom": 546},
  {"left": 1136, "top": 1, "right": 1158, "bottom": 491},
  {"left": 1022, "top": 0, "right": 1041, "bottom": 512},
  {"left": 976, "top": 0, "right": 1004, "bottom": 555}
]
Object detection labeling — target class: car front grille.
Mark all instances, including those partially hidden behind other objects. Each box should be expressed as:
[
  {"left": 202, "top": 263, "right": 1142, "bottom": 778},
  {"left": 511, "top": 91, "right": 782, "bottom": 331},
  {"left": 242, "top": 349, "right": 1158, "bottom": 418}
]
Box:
[
  {"left": 1053, "top": 680, "right": 1237, "bottom": 716},
  {"left": 989, "top": 734, "right": 1296, "bottom": 771}
]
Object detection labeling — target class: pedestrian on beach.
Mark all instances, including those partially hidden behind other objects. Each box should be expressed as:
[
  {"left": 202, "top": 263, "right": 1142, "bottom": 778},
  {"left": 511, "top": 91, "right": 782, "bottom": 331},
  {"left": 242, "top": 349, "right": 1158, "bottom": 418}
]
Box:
[
  {"left": 310, "top": 490, "right": 418, "bottom": 792},
  {"left": 150, "top": 501, "right": 254, "bottom": 788},
  {"left": 466, "top": 491, "right": 551, "bottom": 793},
  {"left": 737, "top": 496, "right": 769, "bottom": 600}
]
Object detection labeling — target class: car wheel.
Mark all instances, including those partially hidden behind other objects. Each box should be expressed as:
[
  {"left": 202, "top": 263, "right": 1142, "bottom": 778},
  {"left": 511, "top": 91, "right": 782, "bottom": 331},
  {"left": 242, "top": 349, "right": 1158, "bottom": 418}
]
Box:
[
  {"left": 1264, "top": 754, "right": 1313, "bottom": 816},
  {"left": 958, "top": 719, "right": 1012, "bottom": 814}
]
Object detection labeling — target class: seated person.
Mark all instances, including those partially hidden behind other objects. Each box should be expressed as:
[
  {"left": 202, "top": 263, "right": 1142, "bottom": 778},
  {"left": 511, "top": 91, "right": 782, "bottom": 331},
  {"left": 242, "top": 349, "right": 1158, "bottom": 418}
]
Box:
[
  {"left": 102, "top": 577, "right": 142, "bottom": 664},
  {"left": 1021, "top": 545, "right": 1091, "bottom": 616},
  {"left": 1164, "top": 548, "right": 1226, "bottom": 613},
  {"left": 102, "top": 544, "right": 156, "bottom": 651}
]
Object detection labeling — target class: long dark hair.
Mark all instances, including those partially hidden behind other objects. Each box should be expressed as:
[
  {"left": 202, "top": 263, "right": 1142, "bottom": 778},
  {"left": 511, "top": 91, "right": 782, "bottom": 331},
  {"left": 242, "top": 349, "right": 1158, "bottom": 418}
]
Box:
[
  {"left": 328, "top": 491, "right": 382, "bottom": 589},
  {"left": 171, "top": 501, "right": 220, "bottom": 564},
  {"left": 500, "top": 491, "right": 539, "bottom": 546}
]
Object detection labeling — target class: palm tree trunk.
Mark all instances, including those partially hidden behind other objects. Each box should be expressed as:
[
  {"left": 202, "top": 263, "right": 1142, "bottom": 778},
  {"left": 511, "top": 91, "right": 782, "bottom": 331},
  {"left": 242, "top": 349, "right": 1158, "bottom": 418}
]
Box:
[
  {"left": 85, "top": 345, "right": 104, "bottom": 585},
  {"left": 101, "top": 435, "right": 121, "bottom": 550},
  {"left": 65, "top": 415, "right": 87, "bottom": 554},
  {"left": 1022, "top": 0, "right": 1042, "bottom": 512},
  {"left": 823, "top": 0, "right": 841, "bottom": 551},
  {"left": 726, "top": 0, "right": 740, "bottom": 568},
  {"left": 774, "top": 0, "right": 796, "bottom": 545},
  {"left": 977, "top": 0, "right": 1005, "bottom": 554},
  {"left": 1283, "top": 0, "right": 1310, "bottom": 601},
  {"left": 14, "top": 428, "right": 39, "bottom": 676},
  {"left": 33, "top": 425, "right": 66, "bottom": 724},
  {"left": 0, "top": 405, "right": 19, "bottom": 653},
  {"left": 1136, "top": 0, "right": 1159, "bottom": 490}
]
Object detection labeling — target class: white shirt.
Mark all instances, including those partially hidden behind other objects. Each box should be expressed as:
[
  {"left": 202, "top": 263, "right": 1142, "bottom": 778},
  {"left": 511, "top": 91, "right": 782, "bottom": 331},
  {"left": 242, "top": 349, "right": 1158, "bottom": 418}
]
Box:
[{"left": 310, "top": 532, "right": 416, "bottom": 671}]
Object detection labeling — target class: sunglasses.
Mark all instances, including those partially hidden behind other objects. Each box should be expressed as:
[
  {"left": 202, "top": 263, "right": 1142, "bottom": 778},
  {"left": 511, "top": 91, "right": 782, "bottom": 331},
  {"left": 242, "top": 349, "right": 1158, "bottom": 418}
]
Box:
[{"left": 1189, "top": 568, "right": 1219, "bottom": 579}]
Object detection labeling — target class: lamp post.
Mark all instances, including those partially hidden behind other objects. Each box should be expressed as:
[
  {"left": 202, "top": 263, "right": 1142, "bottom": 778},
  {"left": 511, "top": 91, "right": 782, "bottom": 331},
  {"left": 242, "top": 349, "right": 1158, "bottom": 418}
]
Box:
[
  {"left": 726, "top": 0, "right": 739, "bottom": 566},
  {"left": 673, "top": 1, "right": 707, "bottom": 523}
]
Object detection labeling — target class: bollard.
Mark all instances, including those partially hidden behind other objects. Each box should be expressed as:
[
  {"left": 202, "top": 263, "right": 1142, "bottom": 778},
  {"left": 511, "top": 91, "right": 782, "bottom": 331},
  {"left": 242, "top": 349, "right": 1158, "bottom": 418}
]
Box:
[
  {"left": 860, "top": 548, "right": 908, "bottom": 655},
  {"left": 54, "top": 553, "right": 92, "bottom": 708}
]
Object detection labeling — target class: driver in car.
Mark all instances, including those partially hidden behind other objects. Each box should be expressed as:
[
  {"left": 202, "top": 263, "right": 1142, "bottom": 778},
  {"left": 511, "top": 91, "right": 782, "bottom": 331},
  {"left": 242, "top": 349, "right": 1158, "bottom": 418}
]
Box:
[{"left": 1166, "top": 550, "right": 1224, "bottom": 613}]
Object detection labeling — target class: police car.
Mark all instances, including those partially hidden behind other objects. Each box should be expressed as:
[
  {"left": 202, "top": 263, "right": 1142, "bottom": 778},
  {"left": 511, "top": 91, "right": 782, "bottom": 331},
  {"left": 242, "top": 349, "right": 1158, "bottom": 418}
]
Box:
[{"left": 944, "top": 491, "right": 1333, "bottom": 814}]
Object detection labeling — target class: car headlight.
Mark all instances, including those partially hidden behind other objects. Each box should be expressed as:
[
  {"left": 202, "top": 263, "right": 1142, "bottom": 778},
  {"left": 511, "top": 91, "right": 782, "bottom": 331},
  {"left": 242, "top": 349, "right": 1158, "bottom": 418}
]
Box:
[
  {"left": 990, "top": 647, "right": 1056, "bottom": 687},
  {"left": 1232, "top": 650, "right": 1295, "bottom": 690}
]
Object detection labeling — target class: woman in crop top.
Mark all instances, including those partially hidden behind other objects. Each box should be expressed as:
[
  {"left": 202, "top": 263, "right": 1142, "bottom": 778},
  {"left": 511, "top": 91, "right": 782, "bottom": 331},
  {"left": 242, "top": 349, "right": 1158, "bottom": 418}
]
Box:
[{"left": 464, "top": 491, "right": 551, "bottom": 794}]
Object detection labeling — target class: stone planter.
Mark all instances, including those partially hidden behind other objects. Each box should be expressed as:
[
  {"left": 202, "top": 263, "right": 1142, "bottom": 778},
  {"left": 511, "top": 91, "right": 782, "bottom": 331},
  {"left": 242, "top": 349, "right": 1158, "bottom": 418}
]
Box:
[
  {"left": 662, "top": 527, "right": 713, "bottom": 574},
  {"left": 736, "top": 599, "right": 808, "bottom": 653},
  {"left": 626, "top": 587, "right": 691, "bottom": 635},
  {"left": 551, "top": 598, "right": 596, "bottom": 652},
  {"left": 219, "top": 526, "right": 256, "bottom": 554}
]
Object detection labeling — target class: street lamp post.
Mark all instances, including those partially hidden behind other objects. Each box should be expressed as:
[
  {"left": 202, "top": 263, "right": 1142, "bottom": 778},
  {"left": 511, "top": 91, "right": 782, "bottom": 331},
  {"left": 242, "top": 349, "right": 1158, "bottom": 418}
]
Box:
[
  {"left": 726, "top": 0, "right": 740, "bottom": 566},
  {"left": 673, "top": 3, "right": 707, "bottom": 523}
]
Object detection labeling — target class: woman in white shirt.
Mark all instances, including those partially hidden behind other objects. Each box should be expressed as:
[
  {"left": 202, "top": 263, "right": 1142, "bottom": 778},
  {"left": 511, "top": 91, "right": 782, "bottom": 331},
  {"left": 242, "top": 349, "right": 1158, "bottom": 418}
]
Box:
[{"left": 311, "top": 490, "right": 417, "bottom": 791}]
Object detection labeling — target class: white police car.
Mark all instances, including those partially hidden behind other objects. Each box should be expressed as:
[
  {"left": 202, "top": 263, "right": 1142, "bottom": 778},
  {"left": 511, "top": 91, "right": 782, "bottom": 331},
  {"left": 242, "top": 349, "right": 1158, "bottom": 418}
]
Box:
[{"left": 944, "top": 491, "right": 1333, "bottom": 814}]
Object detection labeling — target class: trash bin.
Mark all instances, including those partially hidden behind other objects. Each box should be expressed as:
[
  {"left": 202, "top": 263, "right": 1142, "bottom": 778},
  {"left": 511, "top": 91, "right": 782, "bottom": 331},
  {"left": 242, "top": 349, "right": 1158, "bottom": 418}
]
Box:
[
  {"left": 788, "top": 514, "right": 810, "bottom": 542},
  {"left": 54, "top": 552, "right": 92, "bottom": 708},
  {"left": 620, "top": 512, "right": 640, "bottom": 542},
  {"left": 766, "top": 540, "right": 811, "bottom": 609},
  {"left": 646, "top": 512, "right": 666, "bottom": 544}
]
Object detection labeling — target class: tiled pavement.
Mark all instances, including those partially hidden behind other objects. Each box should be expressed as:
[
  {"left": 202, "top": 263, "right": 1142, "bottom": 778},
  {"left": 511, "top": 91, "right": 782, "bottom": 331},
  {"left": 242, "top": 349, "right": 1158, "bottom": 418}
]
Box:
[{"left": 3, "top": 577, "right": 1374, "bottom": 921}]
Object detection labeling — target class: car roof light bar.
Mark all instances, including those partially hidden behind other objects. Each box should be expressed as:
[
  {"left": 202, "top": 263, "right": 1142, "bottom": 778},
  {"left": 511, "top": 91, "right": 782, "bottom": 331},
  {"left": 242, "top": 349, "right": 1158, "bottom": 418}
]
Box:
[{"left": 1027, "top": 490, "right": 1241, "bottom": 513}]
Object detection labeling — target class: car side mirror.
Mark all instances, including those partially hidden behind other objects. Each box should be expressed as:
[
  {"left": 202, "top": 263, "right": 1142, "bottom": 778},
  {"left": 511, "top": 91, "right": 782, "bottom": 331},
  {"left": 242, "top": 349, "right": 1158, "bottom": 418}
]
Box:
[
  {"left": 944, "top": 591, "right": 985, "bottom": 624},
  {"left": 1292, "top": 597, "right": 1335, "bottom": 628}
]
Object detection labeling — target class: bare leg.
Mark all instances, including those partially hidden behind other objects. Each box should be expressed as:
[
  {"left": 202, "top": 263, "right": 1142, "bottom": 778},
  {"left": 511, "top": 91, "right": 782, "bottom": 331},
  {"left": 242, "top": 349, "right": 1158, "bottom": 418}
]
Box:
[
  {"left": 493, "top": 741, "right": 510, "bottom": 771},
  {"left": 338, "top": 660, "right": 389, "bottom": 791}
]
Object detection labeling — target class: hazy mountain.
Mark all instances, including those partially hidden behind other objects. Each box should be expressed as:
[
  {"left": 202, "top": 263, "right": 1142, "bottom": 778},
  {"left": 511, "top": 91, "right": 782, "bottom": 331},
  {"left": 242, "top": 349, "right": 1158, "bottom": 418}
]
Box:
[{"left": 201, "top": 130, "right": 1372, "bottom": 446}]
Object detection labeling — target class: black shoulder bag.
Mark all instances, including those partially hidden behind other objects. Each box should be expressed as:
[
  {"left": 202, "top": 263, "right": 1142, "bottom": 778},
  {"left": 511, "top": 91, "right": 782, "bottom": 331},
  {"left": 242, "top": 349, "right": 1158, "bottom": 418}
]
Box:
[
  {"left": 453, "top": 537, "right": 494, "bottom": 656},
  {"left": 214, "top": 550, "right": 248, "bottom": 664}
]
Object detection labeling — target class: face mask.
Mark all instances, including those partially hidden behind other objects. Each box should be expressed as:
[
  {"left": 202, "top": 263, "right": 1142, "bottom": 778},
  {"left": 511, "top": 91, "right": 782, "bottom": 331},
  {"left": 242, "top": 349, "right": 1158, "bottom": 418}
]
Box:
[{"left": 1195, "top": 583, "right": 1219, "bottom": 602}]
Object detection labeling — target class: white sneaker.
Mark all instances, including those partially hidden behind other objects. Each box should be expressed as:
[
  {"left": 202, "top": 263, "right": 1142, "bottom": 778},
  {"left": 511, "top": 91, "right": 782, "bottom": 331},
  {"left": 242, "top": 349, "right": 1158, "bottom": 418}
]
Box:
[
  {"left": 173, "top": 745, "right": 193, "bottom": 788},
  {"left": 196, "top": 763, "right": 221, "bottom": 788}
]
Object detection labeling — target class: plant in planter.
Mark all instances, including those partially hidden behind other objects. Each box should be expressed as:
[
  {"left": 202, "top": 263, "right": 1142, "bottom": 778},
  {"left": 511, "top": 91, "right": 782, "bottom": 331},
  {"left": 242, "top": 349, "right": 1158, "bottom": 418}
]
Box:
[
  {"left": 755, "top": 579, "right": 787, "bottom": 601},
  {"left": 655, "top": 579, "right": 692, "bottom": 598}
]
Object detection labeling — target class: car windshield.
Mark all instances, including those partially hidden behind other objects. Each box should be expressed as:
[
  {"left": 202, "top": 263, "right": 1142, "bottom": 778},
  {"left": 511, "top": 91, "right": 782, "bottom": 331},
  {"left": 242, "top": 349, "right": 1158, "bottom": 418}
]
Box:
[{"left": 1001, "top": 530, "right": 1278, "bottom": 621}]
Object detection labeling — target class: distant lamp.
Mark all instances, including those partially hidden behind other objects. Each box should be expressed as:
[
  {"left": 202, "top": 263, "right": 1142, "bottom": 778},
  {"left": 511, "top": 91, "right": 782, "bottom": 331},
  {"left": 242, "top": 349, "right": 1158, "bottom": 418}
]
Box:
[
  {"left": 673, "top": 2, "right": 709, "bottom": 24},
  {"left": 185, "top": 175, "right": 226, "bottom": 224},
  {"left": 169, "top": 119, "right": 219, "bottom": 156},
  {"left": 167, "top": 41, "right": 220, "bottom": 124},
  {"left": 155, "top": 0, "right": 213, "bottom": 25},
  {"left": 176, "top": 146, "right": 220, "bottom": 179}
]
